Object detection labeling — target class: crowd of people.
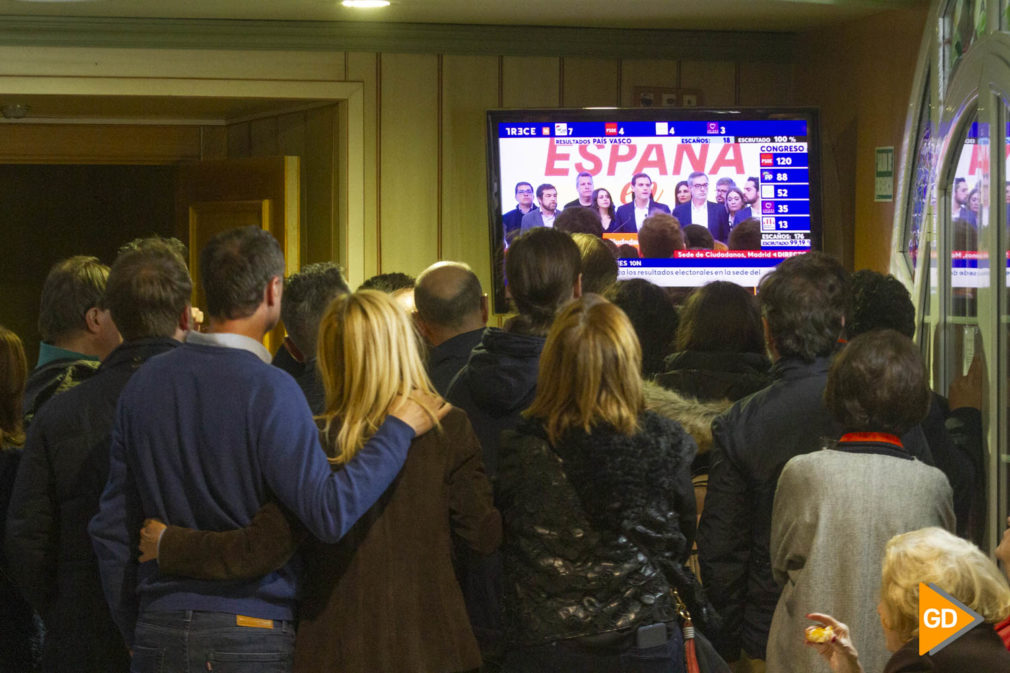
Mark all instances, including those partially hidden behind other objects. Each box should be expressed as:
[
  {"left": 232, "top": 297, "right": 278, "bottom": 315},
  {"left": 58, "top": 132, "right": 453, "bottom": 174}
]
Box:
[
  {"left": 0, "top": 222, "right": 1006, "bottom": 673},
  {"left": 503, "top": 171, "right": 764, "bottom": 251}
]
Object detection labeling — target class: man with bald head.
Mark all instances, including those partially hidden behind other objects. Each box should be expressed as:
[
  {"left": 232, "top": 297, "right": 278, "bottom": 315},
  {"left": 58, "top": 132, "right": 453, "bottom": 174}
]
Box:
[{"left": 414, "top": 261, "right": 488, "bottom": 395}]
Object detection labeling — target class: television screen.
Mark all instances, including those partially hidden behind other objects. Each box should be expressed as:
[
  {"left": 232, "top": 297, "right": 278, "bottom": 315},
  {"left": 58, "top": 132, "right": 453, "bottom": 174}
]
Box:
[{"left": 485, "top": 107, "right": 821, "bottom": 313}]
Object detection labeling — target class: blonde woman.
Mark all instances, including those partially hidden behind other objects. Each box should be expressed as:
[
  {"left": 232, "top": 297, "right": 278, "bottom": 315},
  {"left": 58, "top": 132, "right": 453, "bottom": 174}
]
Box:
[
  {"left": 496, "top": 295, "right": 706, "bottom": 672},
  {"left": 808, "top": 527, "right": 1010, "bottom": 672},
  {"left": 140, "top": 290, "right": 501, "bottom": 673}
]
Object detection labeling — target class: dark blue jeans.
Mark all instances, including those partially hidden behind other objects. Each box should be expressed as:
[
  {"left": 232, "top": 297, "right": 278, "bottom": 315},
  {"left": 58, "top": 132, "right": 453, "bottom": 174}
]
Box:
[
  {"left": 503, "top": 629, "right": 685, "bottom": 673},
  {"left": 131, "top": 610, "right": 295, "bottom": 673}
]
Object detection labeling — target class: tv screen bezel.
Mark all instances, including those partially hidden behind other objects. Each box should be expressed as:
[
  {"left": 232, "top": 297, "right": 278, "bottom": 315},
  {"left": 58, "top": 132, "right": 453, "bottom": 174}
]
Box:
[{"left": 485, "top": 106, "right": 823, "bottom": 314}]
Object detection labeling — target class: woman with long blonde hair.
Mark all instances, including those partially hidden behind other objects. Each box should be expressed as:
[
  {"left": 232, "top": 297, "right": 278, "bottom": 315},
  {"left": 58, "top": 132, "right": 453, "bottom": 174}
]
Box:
[
  {"left": 140, "top": 290, "right": 500, "bottom": 673},
  {"left": 496, "top": 295, "right": 705, "bottom": 672}
]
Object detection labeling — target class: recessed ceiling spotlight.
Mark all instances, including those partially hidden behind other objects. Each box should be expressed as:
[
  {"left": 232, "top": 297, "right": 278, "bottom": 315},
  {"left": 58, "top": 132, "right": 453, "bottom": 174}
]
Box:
[{"left": 342, "top": 0, "right": 390, "bottom": 7}]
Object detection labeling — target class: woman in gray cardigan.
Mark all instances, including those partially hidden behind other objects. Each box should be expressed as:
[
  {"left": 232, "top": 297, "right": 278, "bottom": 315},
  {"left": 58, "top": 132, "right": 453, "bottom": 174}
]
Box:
[{"left": 766, "top": 330, "right": 955, "bottom": 673}]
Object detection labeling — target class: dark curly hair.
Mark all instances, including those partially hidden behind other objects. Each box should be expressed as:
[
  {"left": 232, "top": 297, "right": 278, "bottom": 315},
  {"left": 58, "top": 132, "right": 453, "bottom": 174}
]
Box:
[
  {"left": 848, "top": 269, "right": 914, "bottom": 339},
  {"left": 758, "top": 252, "right": 849, "bottom": 362}
]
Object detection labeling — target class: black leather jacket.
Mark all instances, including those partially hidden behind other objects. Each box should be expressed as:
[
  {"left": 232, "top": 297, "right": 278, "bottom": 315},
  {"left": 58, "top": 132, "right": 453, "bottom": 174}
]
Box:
[{"left": 497, "top": 411, "right": 697, "bottom": 646}]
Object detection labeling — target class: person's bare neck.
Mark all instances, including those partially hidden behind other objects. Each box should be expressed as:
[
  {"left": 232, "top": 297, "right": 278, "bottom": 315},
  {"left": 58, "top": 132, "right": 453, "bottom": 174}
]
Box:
[
  {"left": 425, "top": 316, "right": 485, "bottom": 347},
  {"left": 693, "top": 197, "right": 706, "bottom": 207},
  {"left": 634, "top": 196, "right": 650, "bottom": 208},
  {"left": 206, "top": 313, "right": 270, "bottom": 342},
  {"left": 52, "top": 332, "right": 102, "bottom": 359}
]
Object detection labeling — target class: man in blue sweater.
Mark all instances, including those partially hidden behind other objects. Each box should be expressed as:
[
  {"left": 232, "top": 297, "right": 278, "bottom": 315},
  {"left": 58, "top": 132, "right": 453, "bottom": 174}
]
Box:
[{"left": 89, "top": 226, "right": 444, "bottom": 672}]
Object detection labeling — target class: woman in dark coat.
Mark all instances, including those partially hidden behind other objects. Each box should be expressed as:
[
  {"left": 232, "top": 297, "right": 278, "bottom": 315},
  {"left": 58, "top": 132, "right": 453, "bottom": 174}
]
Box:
[
  {"left": 656, "top": 280, "right": 771, "bottom": 404},
  {"left": 497, "top": 294, "right": 707, "bottom": 673},
  {"left": 141, "top": 290, "right": 500, "bottom": 673},
  {"left": 0, "top": 325, "right": 40, "bottom": 672}
]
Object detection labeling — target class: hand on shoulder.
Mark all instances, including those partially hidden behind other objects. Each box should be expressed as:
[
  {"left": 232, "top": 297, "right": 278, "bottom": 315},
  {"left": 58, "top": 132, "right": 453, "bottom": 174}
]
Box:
[{"left": 389, "top": 391, "right": 452, "bottom": 437}]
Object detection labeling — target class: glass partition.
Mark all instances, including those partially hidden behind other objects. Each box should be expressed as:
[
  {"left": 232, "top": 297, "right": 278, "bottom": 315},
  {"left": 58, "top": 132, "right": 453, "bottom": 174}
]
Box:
[
  {"left": 944, "top": 0, "right": 982, "bottom": 79},
  {"left": 904, "top": 77, "right": 935, "bottom": 269},
  {"left": 945, "top": 108, "right": 992, "bottom": 545}
]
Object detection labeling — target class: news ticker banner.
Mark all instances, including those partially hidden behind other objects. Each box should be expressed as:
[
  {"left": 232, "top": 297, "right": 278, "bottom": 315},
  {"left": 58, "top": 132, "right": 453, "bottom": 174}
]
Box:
[
  {"left": 604, "top": 246, "right": 807, "bottom": 287},
  {"left": 497, "top": 120, "right": 813, "bottom": 241}
]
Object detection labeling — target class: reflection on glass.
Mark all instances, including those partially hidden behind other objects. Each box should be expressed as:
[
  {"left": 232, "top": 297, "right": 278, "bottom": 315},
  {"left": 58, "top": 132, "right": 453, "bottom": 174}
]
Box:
[
  {"left": 906, "top": 81, "right": 934, "bottom": 266},
  {"left": 946, "top": 0, "right": 980, "bottom": 75},
  {"left": 950, "top": 120, "right": 988, "bottom": 317},
  {"left": 1002, "top": 104, "right": 1010, "bottom": 551},
  {"left": 946, "top": 113, "right": 989, "bottom": 545}
]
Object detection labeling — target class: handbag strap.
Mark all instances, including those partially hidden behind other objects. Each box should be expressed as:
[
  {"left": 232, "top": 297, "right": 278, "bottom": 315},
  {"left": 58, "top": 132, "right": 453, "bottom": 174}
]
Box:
[{"left": 673, "top": 588, "right": 701, "bottom": 673}]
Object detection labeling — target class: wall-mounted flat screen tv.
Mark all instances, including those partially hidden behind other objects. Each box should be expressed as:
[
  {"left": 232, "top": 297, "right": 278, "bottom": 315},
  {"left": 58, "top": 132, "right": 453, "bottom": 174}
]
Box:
[{"left": 486, "top": 107, "right": 821, "bottom": 313}]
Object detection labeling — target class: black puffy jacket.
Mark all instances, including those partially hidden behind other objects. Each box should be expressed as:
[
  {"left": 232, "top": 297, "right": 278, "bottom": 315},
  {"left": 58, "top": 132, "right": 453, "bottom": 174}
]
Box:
[
  {"left": 6, "top": 338, "right": 178, "bottom": 673},
  {"left": 447, "top": 327, "right": 545, "bottom": 477},
  {"left": 656, "top": 350, "right": 772, "bottom": 404},
  {"left": 497, "top": 411, "right": 698, "bottom": 646}
]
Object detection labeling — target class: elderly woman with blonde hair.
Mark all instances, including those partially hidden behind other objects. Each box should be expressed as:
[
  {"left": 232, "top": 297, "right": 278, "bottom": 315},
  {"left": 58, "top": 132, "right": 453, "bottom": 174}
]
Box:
[{"left": 808, "top": 527, "right": 1010, "bottom": 672}]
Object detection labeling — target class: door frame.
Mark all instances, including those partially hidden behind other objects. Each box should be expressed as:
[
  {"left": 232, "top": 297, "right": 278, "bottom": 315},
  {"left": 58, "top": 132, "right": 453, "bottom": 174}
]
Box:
[{"left": 0, "top": 74, "right": 366, "bottom": 286}]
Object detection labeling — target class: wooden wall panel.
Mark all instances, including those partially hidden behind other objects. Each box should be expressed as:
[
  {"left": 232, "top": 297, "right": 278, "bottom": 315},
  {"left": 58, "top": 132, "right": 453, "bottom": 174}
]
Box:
[
  {"left": 0, "top": 124, "right": 203, "bottom": 163},
  {"left": 502, "top": 57, "right": 560, "bottom": 108},
  {"left": 345, "top": 52, "right": 380, "bottom": 285},
  {"left": 619, "top": 59, "right": 680, "bottom": 107},
  {"left": 302, "top": 106, "right": 338, "bottom": 265},
  {"left": 680, "top": 60, "right": 737, "bottom": 106},
  {"left": 738, "top": 61, "right": 793, "bottom": 106},
  {"left": 200, "top": 126, "right": 228, "bottom": 160},
  {"left": 563, "top": 57, "right": 620, "bottom": 108},
  {"left": 441, "top": 55, "right": 499, "bottom": 297},
  {"left": 249, "top": 117, "right": 280, "bottom": 156},
  {"left": 227, "top": 122, "right": 250, "bottom": 157},
  {"left": 378, "top": 53, "right": 439, "bottom": 278}
]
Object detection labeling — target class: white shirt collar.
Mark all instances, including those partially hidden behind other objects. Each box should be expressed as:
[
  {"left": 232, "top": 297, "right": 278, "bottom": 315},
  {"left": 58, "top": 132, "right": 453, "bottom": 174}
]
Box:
[{"left": 186, "top": 330, "right": 273, "bottom": 364}]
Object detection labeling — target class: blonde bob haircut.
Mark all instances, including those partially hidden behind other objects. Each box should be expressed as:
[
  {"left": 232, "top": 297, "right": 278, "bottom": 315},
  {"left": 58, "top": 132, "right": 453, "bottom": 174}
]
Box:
[
  {"left": 879, "top": 527, "right": 1010, "bottom": 643},
  {"left": 525, "top": 294, "right": 643, "bottom": 444},
  {"left": 316, "top": 289, "right": 438, "bottom": 464}
]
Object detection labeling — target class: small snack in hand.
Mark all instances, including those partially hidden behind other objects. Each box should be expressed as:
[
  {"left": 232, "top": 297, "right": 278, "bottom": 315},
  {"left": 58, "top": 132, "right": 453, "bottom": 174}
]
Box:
[{"left": 805, "top": 625, "right": 835, "bottom": 644}]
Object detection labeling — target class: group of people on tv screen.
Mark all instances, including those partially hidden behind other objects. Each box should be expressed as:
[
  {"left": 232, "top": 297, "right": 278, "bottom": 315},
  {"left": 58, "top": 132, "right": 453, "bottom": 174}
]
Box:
[{"left": 502, "top": 170, "right": 764, "bottom": 252}]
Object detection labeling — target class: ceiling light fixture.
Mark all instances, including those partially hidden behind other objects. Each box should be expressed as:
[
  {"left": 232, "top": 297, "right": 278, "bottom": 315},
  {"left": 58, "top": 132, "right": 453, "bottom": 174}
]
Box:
[{"left": 341, "top": 0, "right": 390, "bottom": 7}]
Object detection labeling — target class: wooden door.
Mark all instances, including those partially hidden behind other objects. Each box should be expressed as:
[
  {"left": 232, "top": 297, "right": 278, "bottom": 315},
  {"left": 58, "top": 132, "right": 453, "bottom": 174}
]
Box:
[{"left": 176, "top": 156, "right": 300, "bottom": 355}]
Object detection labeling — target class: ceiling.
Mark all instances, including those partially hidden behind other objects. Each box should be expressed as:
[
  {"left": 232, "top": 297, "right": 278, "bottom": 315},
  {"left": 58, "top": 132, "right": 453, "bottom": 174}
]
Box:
[
  {"left": 0, "top": 0, "right": 927, "bottom": 123},
  {"left": 0, "top": 0, "right": 927, "bottom": 33}
]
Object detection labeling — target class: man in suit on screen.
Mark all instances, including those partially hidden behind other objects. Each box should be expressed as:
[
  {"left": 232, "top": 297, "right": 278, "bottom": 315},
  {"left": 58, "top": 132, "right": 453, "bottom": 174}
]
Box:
[
  {"left": 612, "top": 173, "right": 670, "bottom": 234},
  {"left": 673, "top": 171, "right": 730, "bottom": 244}
]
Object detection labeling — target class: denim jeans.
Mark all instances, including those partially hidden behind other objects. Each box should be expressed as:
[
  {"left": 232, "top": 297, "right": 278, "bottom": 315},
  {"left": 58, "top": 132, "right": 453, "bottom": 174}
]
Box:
[{"left": 131, "top": 610, "right": 296, "bottom": 673}]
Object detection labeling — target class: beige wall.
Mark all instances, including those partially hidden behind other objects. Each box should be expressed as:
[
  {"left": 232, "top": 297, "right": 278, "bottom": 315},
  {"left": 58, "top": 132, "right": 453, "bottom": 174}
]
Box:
[
  {"left": 225, "top": 105, "right": 341, "bottom": 266},
  {"left": 0, "top": 12, "right": 928, "bottom": 314},
  {"left": 792, "top": 7, "right": 929, "bottom": 273},
  {"left": 348, "top": 52, "right": 793, "bottom": 305}
]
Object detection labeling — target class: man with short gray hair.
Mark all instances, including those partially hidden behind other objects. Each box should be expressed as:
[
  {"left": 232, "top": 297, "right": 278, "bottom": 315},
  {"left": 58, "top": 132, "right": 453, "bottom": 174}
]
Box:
[
  {"left": 280, "top": 262, "right": 350, "bottom": 413},
  {"left": 414, "top": 261, "right": 488, "bottom": 396}
]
